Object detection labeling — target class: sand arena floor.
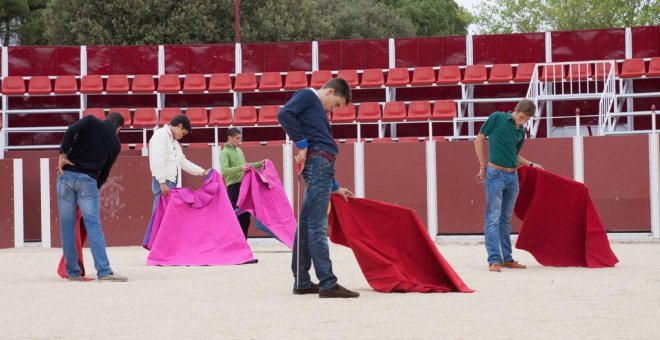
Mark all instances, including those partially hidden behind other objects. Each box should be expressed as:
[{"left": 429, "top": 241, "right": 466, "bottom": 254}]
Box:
[{"left": 1, "top": 238, "right": 659, "bottom": 339}]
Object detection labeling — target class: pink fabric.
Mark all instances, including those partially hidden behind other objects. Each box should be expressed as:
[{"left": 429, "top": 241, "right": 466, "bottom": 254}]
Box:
[
  {"left": 146, "top": 170, "right": 255, "bottom": 266},
  {"left": 237, "top": 160, "right": 295, "bottom": 249}
]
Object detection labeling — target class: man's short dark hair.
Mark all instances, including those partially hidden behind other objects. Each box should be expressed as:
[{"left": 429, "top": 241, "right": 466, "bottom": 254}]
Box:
[
  {"left": 106, "top": 111, "right": 125, "bottom": 128},
  {"left": 516, "top": 99, "right": 536, "bottom": 117},
  {"left": 226, "top": 127, "right": 241, "bottom": 139},
  {"left": 170, "top": 114, "right": 192, "bottom": 131},
  {"left": 323, "top": 78, "right": 351, "bottom": 105}
]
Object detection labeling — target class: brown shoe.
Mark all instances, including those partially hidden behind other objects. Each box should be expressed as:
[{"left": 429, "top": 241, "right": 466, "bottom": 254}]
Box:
[
  {"left": 501, "top": 260, "right": 526, "bottom": 269},
  {"left": 319, "top": 284, "right": 360, "bottom": 298},
  {"left": 489, "top": 263, "right": 502, "bottom": 272},
  {"left": 67, "top": 275, "right": 84, "bottom": 281},
  {"left": 293, "top": 282, "right": 320, "bottom": 295}
]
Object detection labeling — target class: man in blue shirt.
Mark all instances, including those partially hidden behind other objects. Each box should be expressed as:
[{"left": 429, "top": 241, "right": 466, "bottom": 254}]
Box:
[{"left": 278, "top": 78, "right": 359, "bottom": 298}]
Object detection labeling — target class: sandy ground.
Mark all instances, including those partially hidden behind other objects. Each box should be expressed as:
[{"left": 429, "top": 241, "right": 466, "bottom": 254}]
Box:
[{"left": 1, "top": 239, "right": 659, "bottom": 340}]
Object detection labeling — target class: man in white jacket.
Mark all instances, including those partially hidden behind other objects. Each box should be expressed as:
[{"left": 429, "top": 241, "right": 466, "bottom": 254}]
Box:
[{"left": 144, "top": 114, "right": 209, "bottom": 244}]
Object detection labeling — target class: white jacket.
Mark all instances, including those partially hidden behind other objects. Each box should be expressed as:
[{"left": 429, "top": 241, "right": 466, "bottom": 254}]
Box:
[{"left": 149, "top": 124, "right": 204, "bottom": 183}]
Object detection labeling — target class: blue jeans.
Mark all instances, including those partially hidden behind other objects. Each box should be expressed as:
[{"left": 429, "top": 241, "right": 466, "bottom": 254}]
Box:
[
  {"left": 291, "top": 155, "right": 338, "bottom": 290},
  {"left": 57, "top": 171, "right": 113, "bottom": 279},
  {"left": 143, "top": 177, "right": 177, "bottom": 245},
  {"left": 484, "top": 167, "right": 520, "bottom": 265}
]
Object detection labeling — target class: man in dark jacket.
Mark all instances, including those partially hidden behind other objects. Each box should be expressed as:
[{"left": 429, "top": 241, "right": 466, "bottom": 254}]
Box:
[{"left": 57, "top": 111, "right": 128, "bottom": 282}]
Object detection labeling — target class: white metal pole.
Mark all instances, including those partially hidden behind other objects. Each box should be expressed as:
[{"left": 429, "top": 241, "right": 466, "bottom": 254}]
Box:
[
  {"left": 39, "top": 158, "right": 50, "bottom": 247},
  {"left": 283, "top": 142, "right": 293, "bottom": 206},
  {"left": 354, "top": 141, "right": 365, "bottom": 198},
  {"left": 425, "top": 140, "right": 438, "bottom": 238},
  {"left": 14, "top": 159, "right": 24, "bottom": 247},
  {"left": 648, "top": 133, "right": 659, "bottom": 238},
  {"left": 573, "top": 135, "right": 584, "bottom": 183}
]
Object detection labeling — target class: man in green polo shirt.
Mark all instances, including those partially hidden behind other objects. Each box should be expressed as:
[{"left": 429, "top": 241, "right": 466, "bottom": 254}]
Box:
[
  {"left": 220, "top": 127, "right": 263, "bottom": 239},
  {"left": 474, "top": 99, "right": 544, "bottom": 272}
]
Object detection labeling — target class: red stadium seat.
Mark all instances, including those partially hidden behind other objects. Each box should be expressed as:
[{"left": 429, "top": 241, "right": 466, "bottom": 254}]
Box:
[
  {"left": 462, "top": 64, "right": 487, "bottom": 84},
  {"left": 566, "top": 63, "right": 591, "bottom": 81},
  {"left": 28, "top": 76, "right": 52, "bottom": 95},
  {"left": 406, "top": 101, "right": 431, "bottom": 121},
  {"left": 258, "top": 72, "right": 282, "bottom": 91},
  {"left": 132, "top": 108, "right": 157, "bottom": 128},
  {"left": 514, "top": 63, "right": 537, "bottom": 82},
  {"left": 360, "top": 69, "right": 384, "bottom": 88},
  {"left": 234, "top": 73, "right": 257, "bottom": 92},
  {"left": 83, "top": 108, "right": 106, "bottom": 120},
  {"left": 105, "top": 75, "right": 129, "bottom": 93},
  {"left": 332, "top": 104, "right": 356, "bottom": 123},
  {"left": 311, "top": 70, "right": 332, "bottom": 89},
  {"left": 258, "top": 105, "right": 280, "bottom": 125},
  {"left": 233, "top": 106, "right": 257, "bottom": 126},
  {"left": 208, "top": 73, "right": 232, "bottom": 92},
  {"left": 108, "top": 108, "right": 132, "bottom": 126},
  {"left": 437, "top": 66, "right": 461, "bottom": 85},
  {"left": 488, "top": 64, "right": 513, "bottom": 83},
  {"left": 619, "top": 59, "right": 645, "bottom": 78},
  {"left": 432, "top": 100, "right": 456, "bottom": 120},
  {"left": 357, "top": 102, "right": 381, "bottom": 122},
  {"left": 159, "top": 107, "right": 182, "bottom": 125},
  {"left": 411, "top": 67, "right": 436, "bottom": 86},
  {"left": 594, "top": 63, "right": 616, "bottom": 79},
  {"left": 158, "top": 74, "right": 181, "bottom": 93},
  {"left": 382, "top": 102, "right": 406, "bottom": 122},
  {"left": 132, "top": 74, "right": 155, "bottom": 93},
  {"left": 337, "top": 69, "right": 359, "bottom": 87},
  {"left": 183, "top": 74, "right": 207, "bottom": 93},
  {"left": 646, "top": 57, "right": 660, "bottom": 77},
  {"left": 284, "top": 71, "right": 308, "bottom": 90},
  {"left": 209, "top": 107, "right": 232, "bottom": 126},
  {"left": 80, "top": 75, "right": 104, "bottom": 94},
  {"left": 54, "top": 75, "right": 78, "bottom": 94},
  {"left": 186, "top": 107, "right": 208, "bottom": 127},
  {"left": 2, "top": 76, "right": 25, "bottom": 95},
  {"left": 539, "top": 65, "right": 564, "bottom": 81},
  {"left": 385, "top": 68, "right": 410, "bottom": 87}
]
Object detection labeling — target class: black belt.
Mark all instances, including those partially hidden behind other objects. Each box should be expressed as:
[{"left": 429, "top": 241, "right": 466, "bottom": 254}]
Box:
[{"left": 307, "top": 150, "right": 335, "bottom": 163}]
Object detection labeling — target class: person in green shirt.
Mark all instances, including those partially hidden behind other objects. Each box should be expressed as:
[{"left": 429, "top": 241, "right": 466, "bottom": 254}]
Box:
[
  {"left": 474, "top": 99, "right": 544, "bottom": 272},
  {"left": 220, "top": 127, "right": 263, "bottom": 238}
]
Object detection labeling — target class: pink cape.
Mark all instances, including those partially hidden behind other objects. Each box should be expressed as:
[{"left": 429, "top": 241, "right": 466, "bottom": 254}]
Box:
[
  {"left": 329, "top": 196, "right": 473, "bottom": 293},
  {"left": 236, "top": 159, "right": 295, "bottom": 249},
  {"left": 146, "top": 169, "right": 255, "bottom": 266},
  {"left": 515, "top": 166, "right": 618, "bottom": 267}
]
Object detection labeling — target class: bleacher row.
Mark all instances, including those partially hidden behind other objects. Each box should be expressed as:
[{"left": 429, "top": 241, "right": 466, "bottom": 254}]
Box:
[{"left": 2, "top": 57, "right": 658, "bottom": 96}]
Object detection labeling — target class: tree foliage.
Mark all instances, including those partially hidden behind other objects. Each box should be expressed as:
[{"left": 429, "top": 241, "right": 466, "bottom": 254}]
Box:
[
  {"left": 473, "top": 0, "right": 660, "bottom": 34},
  {"left": 385, "top": 0, "right": 471, "bottom": 36}
]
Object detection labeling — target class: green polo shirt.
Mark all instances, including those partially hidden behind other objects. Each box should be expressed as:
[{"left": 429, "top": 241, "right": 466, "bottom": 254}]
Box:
[
  {"left": 219, "top": 143, "right": 263, "bottom": 186},
  {"left": 479, "top": 111, "right": 526, "bottom": 168}
]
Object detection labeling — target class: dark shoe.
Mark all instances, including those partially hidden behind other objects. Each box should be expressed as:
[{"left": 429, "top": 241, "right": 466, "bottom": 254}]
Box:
[
  {"left": 98, "top": 273, "right": 128, "bottom": 282},
  {"left": 319, "top": 284, "right": 360, "bottom": 298},
  {"left": 501, "top": 260, "right": 526, "bottom": 269},
  {"left": 488, "top": 263, "right": 502, "bottom": 272},
  {"left": 293, "top": 282, "right": 320, "bottom": 295},
  {"left": 67, "top": 275, "right": 84, "bottom": 281}
]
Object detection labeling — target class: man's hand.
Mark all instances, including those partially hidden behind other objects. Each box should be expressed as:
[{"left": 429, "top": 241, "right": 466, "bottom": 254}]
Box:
[
  {"left": 333, "top": 187, "right": 354, "bottom": 202},
  {"left": 160, "top": 182, "right": 171, "bottom": 196},
  {"left": 295, "top": 148, "right": 307, "bottom": 175},
  {"left": 203, "top": 169, "right": 210, "bottom": 176},
  {"left": 57, "top": 155, "right": 74, "bottom": 177},
  {"left": 476, "top": 167, "right": 486, "bottom": 183},
  {"left": 242, "top": 164, "right": 251, "bottom": 172},
  {"left": 531, "top": 162, "right": 544, "bottom": 170}
]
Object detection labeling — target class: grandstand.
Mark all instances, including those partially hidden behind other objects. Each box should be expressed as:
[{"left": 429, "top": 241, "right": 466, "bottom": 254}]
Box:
[{"left": 0, "top": 26, "right": 658, "bottom": 248}]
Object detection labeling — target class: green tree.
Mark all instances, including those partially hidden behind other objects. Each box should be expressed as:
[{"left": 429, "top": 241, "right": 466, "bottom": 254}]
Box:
[
  {"left": 319, "top": 0, "right": 416, "bottom": 39},
  {"left": 473, "top": 0, "right": 660, "bottom": 34},
  {"left": 0, "top": 0, "right": 29, "bottom": 45},
  {"left": 385, "top": 0, "right": 471, "bottom": 36},
  {"left": 17, "top": 0, "right": 48, "bottom": 45},
  {"left": 239, "top": 0, "right": 333, "bottom": 42}
]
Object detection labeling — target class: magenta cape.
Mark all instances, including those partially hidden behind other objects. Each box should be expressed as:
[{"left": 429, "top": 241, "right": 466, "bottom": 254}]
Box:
[{"left": 146, "top": 169, "right": 255, "bottom": 266}]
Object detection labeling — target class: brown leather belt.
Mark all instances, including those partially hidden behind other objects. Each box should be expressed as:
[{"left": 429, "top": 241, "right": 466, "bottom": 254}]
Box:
[
  {"left": 307, "top": 150, "right": 335, "bottom": 163},
  {"left": 488, "top": 162, "right": 518, "bottom": 173}
]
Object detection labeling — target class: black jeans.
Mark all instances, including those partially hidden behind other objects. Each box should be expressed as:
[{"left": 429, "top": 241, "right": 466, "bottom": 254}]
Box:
[{"left": 227, "top": 182, "right": 251, "bottom": 239}]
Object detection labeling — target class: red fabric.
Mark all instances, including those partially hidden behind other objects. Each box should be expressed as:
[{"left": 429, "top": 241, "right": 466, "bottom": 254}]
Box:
[
  {"left": 328, "top": 196, "right": 473, "bottom": 293},
  {"left": 57, "top": 210, "right": 89, "bottom": 279},
  {"left": 514, "top": 166, "right": 618, "bottom": 267}
]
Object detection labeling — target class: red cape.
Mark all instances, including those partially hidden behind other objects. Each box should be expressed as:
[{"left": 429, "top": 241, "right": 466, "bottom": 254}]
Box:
[
  {"left": 57, "top": 210, "right": 90, "bottom": 279},
  {"left": 515, "top": 166, "right": 618, "bottom": 267},
  {"left": 329, "top": 196, "right": 473, "bottom": 293}
]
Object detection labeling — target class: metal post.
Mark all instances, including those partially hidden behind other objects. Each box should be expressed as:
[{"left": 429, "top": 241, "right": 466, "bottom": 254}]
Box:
[
  {"left": 354, "top": 141, "right": 365, "bottom": 198},
  {"left": 425, "top": 140, "right": 438, "bottom": 238},
  {"left": 14, "top": 159, "right": 24, "bottom": 247},
  {"left": 649, "top": 133, "right": 660, "bottom": 239},
  {"left": 573, "top": 135, "right": 584, "bottom": 183}
]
